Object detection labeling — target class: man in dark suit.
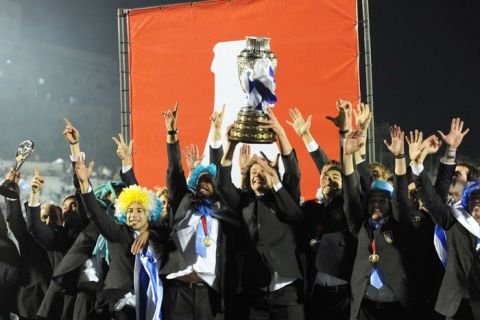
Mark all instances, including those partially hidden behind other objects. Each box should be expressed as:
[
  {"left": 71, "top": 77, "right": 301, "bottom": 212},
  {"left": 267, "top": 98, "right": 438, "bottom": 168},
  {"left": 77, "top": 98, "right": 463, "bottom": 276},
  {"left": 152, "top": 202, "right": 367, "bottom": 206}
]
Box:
[
  {"left": 3, "top": 169, "right": 51, "bottom": 320},
  {"left": 0, "top": 205, "right": 20, "bottom": 320},
  {"left": 343, "top": 128, "right": 413, "bottom": 320},
  {"left": 160, "top": 103, "right": 240, "bottom": 320},
  {"left": 407, "top": 126, "right": 479, "bottom": 320},
  {"left": 216, "top": 123, "right": 304, "bottom": 320},
  {"left": 286, "top": 106, "right": 358, "bottom": 320}
]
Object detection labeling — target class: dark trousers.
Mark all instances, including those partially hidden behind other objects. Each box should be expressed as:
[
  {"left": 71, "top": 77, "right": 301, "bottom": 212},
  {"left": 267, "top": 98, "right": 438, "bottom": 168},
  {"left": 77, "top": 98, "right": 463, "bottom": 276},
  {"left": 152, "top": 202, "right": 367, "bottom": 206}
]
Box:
[
  {"left": 306, "top": 284, "right": 350, "bottom": 320},
  {"left": 246, "top": 283, "right": 304, "bottom": 320},
  {"left": 411, "top": 298, "right": 444, "bottom": 320},
  {"left": 110, "top": 306, "right": 135, "bottom": 320},
  {"left": 358, "top": 300, "right": 408, "bottom": 320},
  {"left": 163, "top": 280, "right": 223, "bottom": 320},
  {"left": 447, "top": 299, "right": 474, "bottom": 320}
]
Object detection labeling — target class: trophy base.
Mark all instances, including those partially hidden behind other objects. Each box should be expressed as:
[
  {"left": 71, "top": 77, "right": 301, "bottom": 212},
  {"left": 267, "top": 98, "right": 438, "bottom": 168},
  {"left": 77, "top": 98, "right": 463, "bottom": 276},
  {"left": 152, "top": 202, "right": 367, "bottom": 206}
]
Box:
[
  {"left": 0, "top": 179, "right": 19, "bottom": 199},
  {"left": 229, "top": 107, "right": 276, "bottom": 144}
]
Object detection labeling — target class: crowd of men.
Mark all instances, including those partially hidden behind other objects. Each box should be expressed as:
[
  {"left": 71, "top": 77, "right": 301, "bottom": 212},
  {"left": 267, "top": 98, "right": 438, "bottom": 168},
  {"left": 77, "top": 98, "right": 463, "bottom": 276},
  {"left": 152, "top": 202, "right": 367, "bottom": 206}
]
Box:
[{"left": 0, "top": 100, "right": 479, "bottom": 320}]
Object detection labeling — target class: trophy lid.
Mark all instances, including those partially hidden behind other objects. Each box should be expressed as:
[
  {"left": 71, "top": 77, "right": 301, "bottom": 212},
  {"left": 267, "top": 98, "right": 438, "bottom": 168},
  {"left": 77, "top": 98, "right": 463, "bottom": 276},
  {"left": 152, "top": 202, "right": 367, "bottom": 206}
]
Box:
[{"left": 237, "top": 36, "right": 277, "bottom": 76}]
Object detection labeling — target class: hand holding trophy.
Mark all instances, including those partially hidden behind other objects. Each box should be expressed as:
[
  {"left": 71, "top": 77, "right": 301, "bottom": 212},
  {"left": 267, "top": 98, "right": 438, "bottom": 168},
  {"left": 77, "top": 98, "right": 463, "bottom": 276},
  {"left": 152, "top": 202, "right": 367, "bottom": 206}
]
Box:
[{"left": 0, "top": 140, "right": 35, "bottom": 198}]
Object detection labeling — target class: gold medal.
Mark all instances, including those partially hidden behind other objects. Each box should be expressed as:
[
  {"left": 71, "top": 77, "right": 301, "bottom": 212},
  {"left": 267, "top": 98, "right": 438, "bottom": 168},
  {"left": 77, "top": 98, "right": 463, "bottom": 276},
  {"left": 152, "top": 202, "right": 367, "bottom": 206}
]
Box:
[
  {"left": 203, "top": 237, "right": 211, "bottom": 247},
  {"left": 368, "top": 253, "right": 379, "bottom": 263}
]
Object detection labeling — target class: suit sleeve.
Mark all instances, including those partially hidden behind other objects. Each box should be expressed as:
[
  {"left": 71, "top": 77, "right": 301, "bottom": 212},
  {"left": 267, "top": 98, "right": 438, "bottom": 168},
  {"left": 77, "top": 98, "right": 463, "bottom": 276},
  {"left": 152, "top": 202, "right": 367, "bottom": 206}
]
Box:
[
  {"left": 0, "top": 207, "right": 8, "bottom": 240},
  {"left": 342, "top": 173, "right": 365, "bottom": 237},
  {"left": 434, "top": 161, "right": 455, "bottom": 203},
  {"left": 308, "top": 147, "right": 329, "bottom": 174},
  {"left": 209, "top": 145, "right": 224, "bottom": 166},
  {"left": 393, "top": 173, "right": 416, "bottom": 224},
  {"left": 166, "top": 141, "right": 188, "bottom": 213},
  {"left": 214, "top": 164, "right": 242, "bottom": 215},
  {"left": 273, "top": 186, "right": 303, "bottom": 223},
  {"left": 82, "top": 190, "right": 126, "bottom": 243},
  {"left": 414, "top": 170, "right": 456, "bottom": 230},
  {"left": 120, "top": 168, "right": 139, "bottom": 186},
  {"left": 281, "top": 150, "right": 301, "bottom": 204},
  {"left": 5, "top": 199, "right": 29, "bottom": 245},
  {"left": 356, "top": 160, "right": 372, "bottom": 194}
]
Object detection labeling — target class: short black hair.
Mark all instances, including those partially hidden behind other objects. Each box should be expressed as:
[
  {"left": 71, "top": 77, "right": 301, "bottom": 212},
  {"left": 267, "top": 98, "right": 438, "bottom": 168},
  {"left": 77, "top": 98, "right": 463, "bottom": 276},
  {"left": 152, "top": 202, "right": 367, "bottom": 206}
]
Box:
[{"left": 457, "top": 162, "right": 479, "bottom": 182}]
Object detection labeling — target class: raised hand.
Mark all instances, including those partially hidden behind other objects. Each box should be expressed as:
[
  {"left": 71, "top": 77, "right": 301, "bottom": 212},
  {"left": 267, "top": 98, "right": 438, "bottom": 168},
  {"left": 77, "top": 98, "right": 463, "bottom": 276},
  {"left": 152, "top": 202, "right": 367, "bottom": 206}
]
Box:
[
  {"left": 286, "top": 107, "right": 312, "bottom": 137},
  {"left": 421, "top": 134, "right": 442, "bottom": 156},
  {"left": 75, "top": 157, "right": 95, "bottom": 185},
  {"left": 353, "top": 103, "right": 371, "bottom": 134},
  {"left": 162, "top": 102, "right": 179, "bottom": 131},
  {"left": 255, "top": 155, "right": 281, "bottom": 187},
  {"left": 437, "top": 117, "right": 469, "bottom": 149},
  {"left": 344, "top": 131, "right": 365, "bottom": 155},
  {"left": 261, "top": 108, "right": 286, "bottom": 137},
  {"left": 183, "top": 144, "right": 204, "bottom": 172},
  {"left": 383, "top": 125, "right": 405, "bottom": 156},
  {"left": 5, "top": 168, "right": 20, "bottom": 184},
  {"left": 210, "top": 104, "right": 225, "bottom": 132},
  {"left": 326, "top": 99, "right": 352, "bottom": 131},
  {"left": 259, "top": 151, "right": 280, "bottom": 173},
  {"left": 112, "top": 133, "right": 134, "bottom": 165},
  {"left": 63, "top": 118, "right": 80, "bottom": 145},
  {"left": 30, "top": 167, "right": 45, "bottom": 194},
  {"left": 239, "top": 144, "right": 252, "bottom": 174},
  {"left": 406, "top": 130, "right": 424, "bottom": 163}
]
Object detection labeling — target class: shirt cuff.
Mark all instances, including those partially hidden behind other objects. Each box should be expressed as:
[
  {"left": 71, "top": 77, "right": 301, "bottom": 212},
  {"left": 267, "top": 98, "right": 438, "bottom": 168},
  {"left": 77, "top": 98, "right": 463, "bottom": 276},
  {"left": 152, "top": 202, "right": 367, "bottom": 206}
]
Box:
[
  {"left": 122, "top": 165, "right": 132, "bottom": 173},
  {"left": 439, "top": 157, "right": 456, "bottom": 165},
  {"left": 210, "top": 140, "right": 222, "bottom": 149},
  {"left": 305, "top": 140, "right": 319, "bottom": 153},
  {"left": 70, "top": 152, "right": 86, "bottom": 162},
  {"left": 28, "top": 202, "right": 41, "bottom": 207},
  {"left": 273, "top": 182, "right": 283, "bottom": 192},
  {"left": 410, "top": 162, "right": 425, "bottom": 176}
]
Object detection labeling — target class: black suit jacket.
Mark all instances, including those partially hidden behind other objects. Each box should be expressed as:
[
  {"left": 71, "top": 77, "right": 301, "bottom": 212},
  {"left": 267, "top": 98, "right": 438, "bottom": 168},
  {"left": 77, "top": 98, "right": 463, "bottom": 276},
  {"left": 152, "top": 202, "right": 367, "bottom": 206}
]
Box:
[
  {"left": 82, "top": 190, "right": 136, "bottom": 306},
  {"left": 343, "top": 173, "right": 412, "bottom": 319},
  {"left": 302, "top": 195, "right": 357, "bottom": 296},
  {"left": 415, "top": 170, "right": 480, "bottom": 318},
  {"left": 215, "top": 163, "right": 303, "bottom": 290},
  {"left": 5, "top": 198, "right": 50, "bottom": 318},
  {"left": 0, "top": 207, "right": 20, "bottom": 315},
  {"left": 161, "top": 141, "right": 240, "bottom": 313}
]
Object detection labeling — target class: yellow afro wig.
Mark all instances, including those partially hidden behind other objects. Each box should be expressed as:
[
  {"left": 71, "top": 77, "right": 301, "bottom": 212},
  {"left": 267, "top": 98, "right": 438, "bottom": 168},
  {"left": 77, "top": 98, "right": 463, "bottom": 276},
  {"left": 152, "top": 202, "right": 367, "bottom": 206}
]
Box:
[{"left": 114, "top": 185, "right": 157, "bottom": 222}]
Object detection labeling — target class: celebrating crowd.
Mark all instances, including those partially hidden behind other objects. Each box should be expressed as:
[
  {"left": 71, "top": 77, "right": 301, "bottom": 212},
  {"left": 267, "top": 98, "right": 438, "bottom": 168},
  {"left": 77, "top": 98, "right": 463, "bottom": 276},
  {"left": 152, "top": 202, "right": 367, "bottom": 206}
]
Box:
[{"left": 0, "top": 100, "right": 479, "bottom": 320}]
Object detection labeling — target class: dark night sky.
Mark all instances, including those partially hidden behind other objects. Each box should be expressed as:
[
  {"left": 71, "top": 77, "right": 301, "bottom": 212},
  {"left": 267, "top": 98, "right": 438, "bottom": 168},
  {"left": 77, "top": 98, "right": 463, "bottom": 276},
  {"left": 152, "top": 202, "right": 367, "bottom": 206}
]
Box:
[{"left": 16, "top": 0, "right": 480, "bottom": 161}]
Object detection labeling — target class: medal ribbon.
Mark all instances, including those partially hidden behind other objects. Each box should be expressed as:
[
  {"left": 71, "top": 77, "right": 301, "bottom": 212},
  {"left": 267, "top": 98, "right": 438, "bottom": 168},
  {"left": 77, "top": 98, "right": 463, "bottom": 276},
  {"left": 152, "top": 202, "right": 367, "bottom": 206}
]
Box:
[{"left": 201, "top": 216, "right": 209, "bottom": 240}]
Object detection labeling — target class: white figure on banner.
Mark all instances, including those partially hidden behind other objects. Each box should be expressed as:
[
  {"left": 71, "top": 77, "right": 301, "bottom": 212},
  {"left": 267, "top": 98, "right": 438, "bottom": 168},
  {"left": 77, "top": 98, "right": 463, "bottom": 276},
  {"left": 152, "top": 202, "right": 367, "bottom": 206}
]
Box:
[{"left": 203, "top": 40, "right": 283, "bottom": 188}]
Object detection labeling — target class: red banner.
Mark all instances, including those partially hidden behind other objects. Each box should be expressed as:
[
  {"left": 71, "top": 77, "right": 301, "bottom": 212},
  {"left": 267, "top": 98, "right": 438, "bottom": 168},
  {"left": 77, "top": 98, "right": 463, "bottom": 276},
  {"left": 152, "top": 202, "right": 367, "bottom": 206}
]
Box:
[{"left": 127, "top": 0, "right": 359, "bottom": 199}]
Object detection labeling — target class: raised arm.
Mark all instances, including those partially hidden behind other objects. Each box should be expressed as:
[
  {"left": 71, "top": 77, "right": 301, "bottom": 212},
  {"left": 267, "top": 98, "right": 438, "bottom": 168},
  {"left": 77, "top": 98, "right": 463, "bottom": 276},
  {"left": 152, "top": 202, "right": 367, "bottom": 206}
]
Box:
[
  {"left": 113, "top": 133, "right": 138, "bottom": 186},
  {"left": 435, "top": 117, "right": 470, "bottom": 201},
  {"left": 286, "top": 107, "right": 329, "bottom": 173},
  {"left": 76, "top": 157, "right": 125, "bottom": 242},
  {"left": 209, "top": 104, "right": 225, "bottom": 165},
  {"left": 384, "top": 125, "right": 411, "bottom": 223},
  {"left": 217, "top": 129, "right": 242, "bottom": 212},
  {"left": 342, "top": 131, "right": 366, "bottom": 236},
  {"left": 407, "top": 130, "right": 455, "bottom": 229},
  {"left": 25, "top": 167, "right": 69, "bottom": 251},
  {"left": 263, "top": 109, "right": 300, "bottom": 202},
  {"left": 3, "top": 169, "right": 29, "bottom": 243}
]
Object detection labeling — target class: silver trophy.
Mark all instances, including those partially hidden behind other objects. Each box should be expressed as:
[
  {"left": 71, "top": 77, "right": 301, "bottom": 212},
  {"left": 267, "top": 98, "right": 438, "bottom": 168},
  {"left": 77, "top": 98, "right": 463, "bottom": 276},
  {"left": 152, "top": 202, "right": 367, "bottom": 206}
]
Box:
[
  {"left": 0, "top": 140, "right": 35, "bottom": 198},
  {"left": 229, "top": 36, "right": 278, "bottom": 144}
]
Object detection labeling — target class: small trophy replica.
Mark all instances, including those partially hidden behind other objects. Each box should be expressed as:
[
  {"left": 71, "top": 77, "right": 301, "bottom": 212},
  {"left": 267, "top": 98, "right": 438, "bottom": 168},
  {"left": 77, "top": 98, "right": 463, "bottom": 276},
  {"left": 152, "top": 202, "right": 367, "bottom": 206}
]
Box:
[
  {"left": 0, "top": 140, "right": 35, "bottom": 199},
  {"left": 229, "top": 36, "right": 278, "bottom": 144}
]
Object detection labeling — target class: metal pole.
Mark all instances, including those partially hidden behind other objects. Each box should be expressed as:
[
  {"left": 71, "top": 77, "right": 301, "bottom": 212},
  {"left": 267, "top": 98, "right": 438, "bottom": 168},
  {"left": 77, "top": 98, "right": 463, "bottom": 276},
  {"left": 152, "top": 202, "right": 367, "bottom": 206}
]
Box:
[
  {"left": 118, "top": 9, "right": 130, "bottom": 142},
  {"left": 361, "top": 0, "right": 376, "bottom": 162}
]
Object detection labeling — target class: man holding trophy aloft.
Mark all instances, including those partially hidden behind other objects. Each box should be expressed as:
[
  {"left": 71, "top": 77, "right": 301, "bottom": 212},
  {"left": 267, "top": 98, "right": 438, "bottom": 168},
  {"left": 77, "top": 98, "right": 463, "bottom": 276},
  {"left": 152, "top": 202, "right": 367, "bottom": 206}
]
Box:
[{"left": 216, "top": 36, "right": 305, "bottom": 320}]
